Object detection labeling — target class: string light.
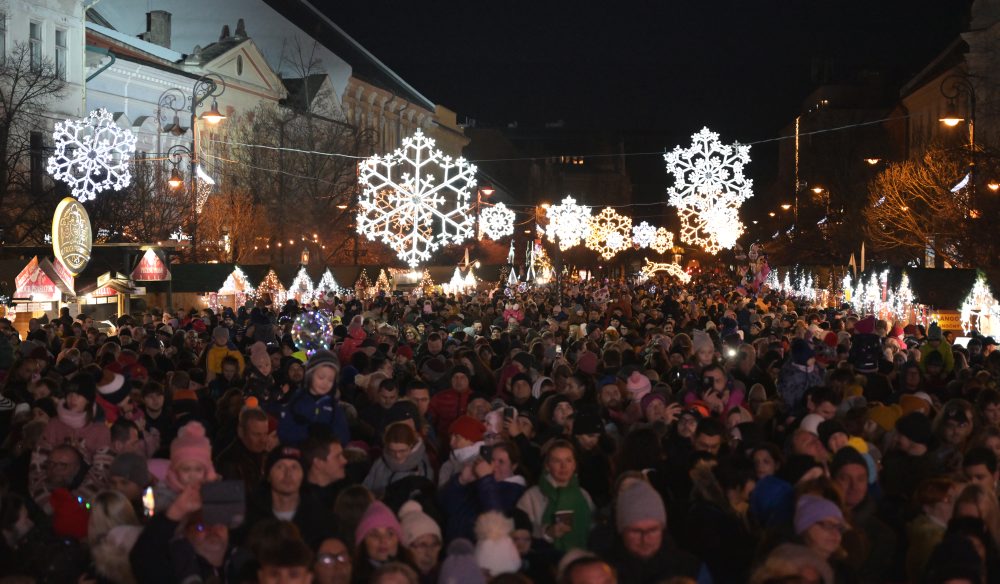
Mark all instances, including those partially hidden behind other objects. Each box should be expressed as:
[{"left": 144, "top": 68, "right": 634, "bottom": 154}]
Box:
[
  {"left": 47, "top": 108, "right": 137, "bottom": 201},
  {"left": 586, "top": 207, "right": 632, "bottom": 260},
  {"left": 639, "top": 258, "right": 691, "bottom": 284},
  {"left": 546, "top": 196, "right": 592, "bottom": 251},
  {"left": 960, "top": 273, "right": 1000, "bottom": 336},
  {"left": 288, "top": 267, "right": 314, "bottom": 302},
  {"left": 632, "top": 221, "right": 657, "bottom": 249}
]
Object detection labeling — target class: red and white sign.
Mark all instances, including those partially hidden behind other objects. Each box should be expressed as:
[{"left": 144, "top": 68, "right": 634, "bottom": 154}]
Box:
[
  {"left": 50, "top": 257, "right": 75, "bottom": 294},
  {"left": 91, "top": 285, "right": 118, "bottom": 298},
  {"left": 131, "top": 249, "right": 171, "bottom": 281},
  {"left": 14, "top": 257, "right": 61, "bottom": 302}
]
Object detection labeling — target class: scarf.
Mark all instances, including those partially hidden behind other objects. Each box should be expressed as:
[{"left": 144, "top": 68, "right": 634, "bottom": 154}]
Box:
[
  {"left": 57, "top": 404, "right": 88, "bottom": 430},
  {"left": 538, "top": 473, "right": 591, "bottom": 551}
]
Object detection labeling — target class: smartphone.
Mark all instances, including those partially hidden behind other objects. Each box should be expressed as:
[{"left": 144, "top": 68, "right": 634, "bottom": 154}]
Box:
[
  {"left": 201, "top": 480, "right": 246, "bottom": 528},
  {"left": 555, "top": 345, "right": 563, "bottom": 356},
  {"left": 504, "top": 406, "right": 516, "bottom": 420},
  {"left": 480, "top": 445, "right": 493, "bottom": 462},
  {"left": 554, "top": 510, "right": 575, "bottom": 529}
]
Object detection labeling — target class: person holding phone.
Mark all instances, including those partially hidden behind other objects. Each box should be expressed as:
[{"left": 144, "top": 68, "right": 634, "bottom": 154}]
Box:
[{"left": 516, "top": 439, "right": 594, "bottom": 551}]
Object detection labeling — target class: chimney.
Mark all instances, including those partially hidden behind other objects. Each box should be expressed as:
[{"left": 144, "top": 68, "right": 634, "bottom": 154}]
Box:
[
  {"left": 219, "top": 25, "right": 230, "bottom": 42},
  {"left": 234, "top": 19, "right": 247, "bottom": 39},
  {"left": 139, "top": 10, "right": 172, "bottom": 49}
]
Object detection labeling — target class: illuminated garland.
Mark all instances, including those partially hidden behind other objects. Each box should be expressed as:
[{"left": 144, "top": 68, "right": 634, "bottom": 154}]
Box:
[
  {"left": 314, "top": 269, "right": 341, "bottom": 299},
  {"left": 960, "top": 273, "right": 1000, "bottom": 336},
  {"left": 257, "top": 269, "right": 286, "bottom": 304},
  {"left": 288, "top": 267, "right": 314, "bottom": 302},
  {"left": 639, "top": 258, "right": 691, "bottom": 284}
]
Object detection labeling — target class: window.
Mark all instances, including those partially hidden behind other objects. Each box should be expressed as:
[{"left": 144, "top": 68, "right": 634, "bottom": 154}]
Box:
[
  {"left": 0, "top": 13, "right": 7, "bottom": 60},
  {"left": 55, "top": 28, "right": 66, "bottom": 79},
  {"left": 29, "top": 21, "right": 41, "bottom": 70}
]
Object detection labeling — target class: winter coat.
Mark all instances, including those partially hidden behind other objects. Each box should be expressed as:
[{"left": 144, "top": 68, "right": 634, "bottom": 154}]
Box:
[
  {"left": 906, "top": 514, "right": 946, "bottom": 582},
  {"left": 607, "top": 537, "right": 705, "bottom": 584},
  {"left": 338, "top": 328, "right": 366, "bottom": 366},
  {"left": 130, "top": 513, "right": 238, "bottom": 584},
  {"left": 278, "top": 389, "right": 350, "bottom": 446},
  {"left": 214, "top": 437, "right": 267, "bottom": 495},
  {"left": 39, "top": 410, "right": 111, "bottom": 464},
  {"left": 427, "top": 388, "right": 472, "bottom": 443},
  {"left": 919, "top": 342, "right": 955, "bottom": 374},
  {"left": 439, "top": 473, "right": 527, "bottom": 542},
  {"left": 516, "top": 475, "right": 595, "bottom": 541},
  {"left": 362, "top": 439, "right": 434, "bottom": 497},
  {"left": 205, "top": 343, "right": 245, "bottom": 378},
  {"left": 777, "top": 360, "right": 825, "bottom": 414}
]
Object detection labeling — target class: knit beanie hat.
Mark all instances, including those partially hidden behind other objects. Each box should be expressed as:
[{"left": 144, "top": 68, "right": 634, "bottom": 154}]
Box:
[
  {"left": 829, "top": 446, "right": 868, "bottom": 480},
  {"left": 854, "top": 315, "right": 876, "bottom": 335},
  {"left": 399, "top": 500, "right": 441, "bottom": 546},
  {"left": 867, "top": 404, "right": 902, "bottom": 432},
  {"left": 896, "top": 412, "right": 933, "bottom": 447},
  {"left": 97, "top": 370, "right": 129, "bottom": 405},
  {"left": 213, "top": 326, "right": 230, "bottom": 343},
  {"left": 439, "top": 539, "right": 486, "bottom": 584},
  {"left": 109, "top": 452, "right": 151, "bottom": 488},
  {"left": 305, "top": 349, "right": 340, "bottom": 376},
  {"left": 448, "top": 415, "right": 486, "bottom": 443},
  {"left": 266, "top": 446, "right": 303, "bottom": 476},
  {"left": 615, "top": 480, "right": 666, "bottom": 533},
  {"left": 899, "top": 393, "right": 932, "bottom": 416},
  {"left": 170, "top": 421, "right": 217, "bottom": 478},
  {"left": 67, "top": 375, "right": 97, "bottom": 404},
  {"left": 249, "top": 342, "right": 270, "bottom": 371},
  {"left": 355, "top": 501, "right": 402, "bottom": 546},
  {"left": 749, "top": 475, "right": 795, "bottom": 527},
  {"left": 799, "top": 413, "right": 825, "bottom": 436},
  {"left": 640, "top": 392, "right": 668, "bottom": 415},
  {"left": 692, "top": 330, "right": 714, "bottom": 354},
  {"left": 794, "top": 494, "right": 847, "bottom": 535},
  {"left": 50, "top": 488, "right": 89, "bottom": 540},
  {"left": 927, "top": 322, "right": 943, "bottom": 341},
  {"left": 817, "top": 419, "right": 847, "bottom": 449},
  {"left": 576, "top": 351, "right": 598, "bottom": 375},
  {"left": 625, "top": 371, "right": 652, "bottom": 402},
  {"left": 474, "top": 511, "right": 521, "bottom": 577},
  {"left": 791, "top": 338, "right": 815, "bottom": 366}
]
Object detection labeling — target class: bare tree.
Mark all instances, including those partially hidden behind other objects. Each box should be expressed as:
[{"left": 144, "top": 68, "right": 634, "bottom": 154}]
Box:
[
  {"left": 88, "top": 155, "right": 188, "bottom": 243},
  {"left": 0, "top": 42, "right": 65, "bottom": 242},
  {"left": 864, "top": 143, "right": 1000, "bottom": 267}
]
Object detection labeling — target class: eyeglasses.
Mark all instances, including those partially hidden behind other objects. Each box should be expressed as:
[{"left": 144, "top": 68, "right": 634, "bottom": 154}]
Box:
[
  {"left": 624, "top": 526, "right": 662, "bottom": 540},
  {"left": 317, "top": 553, "right": 350, "bottom": 565},
  {"left": 409, "top": 540, "right": 442, "bottom": 551}
]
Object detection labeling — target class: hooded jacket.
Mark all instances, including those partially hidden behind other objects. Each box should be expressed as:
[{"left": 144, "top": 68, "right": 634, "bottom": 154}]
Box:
[
  {"left": 362, "top": 439, "right": 434, "bottom": 497},
  {"left": 278, "top": 388, "right": 350, "bottom": 446}
]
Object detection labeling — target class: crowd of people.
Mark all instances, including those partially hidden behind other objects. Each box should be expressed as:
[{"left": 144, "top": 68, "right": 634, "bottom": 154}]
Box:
[{"left": 0, "top": 270, "right": 997, "bottom": 584}]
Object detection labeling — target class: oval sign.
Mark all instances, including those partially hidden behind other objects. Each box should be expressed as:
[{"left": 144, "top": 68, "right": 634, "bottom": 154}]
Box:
[{"left": 52, "top": 197, "right": 92, "bottom": 277}]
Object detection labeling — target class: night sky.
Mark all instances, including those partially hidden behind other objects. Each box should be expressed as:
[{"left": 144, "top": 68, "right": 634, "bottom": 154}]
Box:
[{"left": 324, "top": 0, "right": 972, "bottom": 202}]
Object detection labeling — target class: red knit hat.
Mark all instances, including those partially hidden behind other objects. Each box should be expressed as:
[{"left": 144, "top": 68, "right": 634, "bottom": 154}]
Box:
[
  {"left": 50, "top": 488, "right": 89, "bottom": 540},
  {"left": 448, "top": 415, "right": 486, "bottom": 443}
]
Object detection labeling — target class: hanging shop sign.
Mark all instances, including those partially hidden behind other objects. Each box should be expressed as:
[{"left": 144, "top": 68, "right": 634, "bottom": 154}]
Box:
[
  {"left": 14, "top": 257, "right": 60, "bottom": 302},
  {"left": 51, "top": 197, "right": 92, "bottom": 277},
  {"left": 131, "top": 249, "right": 171, "bottom": 281}
]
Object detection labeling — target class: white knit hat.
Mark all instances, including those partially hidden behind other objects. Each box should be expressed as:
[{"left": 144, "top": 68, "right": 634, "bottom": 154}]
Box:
[
  {"left": 398, "top": 500, "right": 441, "bottom": 547},
  {"left": 474, "top": 511, "right": 521, "bottom": 577}
]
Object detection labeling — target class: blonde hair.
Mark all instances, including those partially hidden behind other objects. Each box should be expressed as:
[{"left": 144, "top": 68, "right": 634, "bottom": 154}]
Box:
[
  {"left": 88, "top": 490, "right": 139, "bottom": 546},
  {"left": 955, "top": 483, "right": 1000, "bottom": 552}
]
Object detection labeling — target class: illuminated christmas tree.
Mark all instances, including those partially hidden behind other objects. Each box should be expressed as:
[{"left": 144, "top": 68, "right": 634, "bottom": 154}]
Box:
[
  {"left": 355, "top": 269, "right": 372, "bottom": 300},
  {"left": 375, "top": 269, "right": 391, "bottom": 295},
  {"left": 257, "top": 269, "right": 286, "bottom": 304},
  {"left": 420, "top": 269, "right": 435, "bottom": 296}
]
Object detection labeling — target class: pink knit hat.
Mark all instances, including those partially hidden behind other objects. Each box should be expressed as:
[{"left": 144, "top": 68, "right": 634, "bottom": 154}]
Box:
[
  {"left": 168, "top": 421, "right": 218, "bottom": 487},
  {"left": 626, "top": 371, "right": 651, "bottom": 402},
  {"left": 355, "top": 501, "right": 403, "bottom": 546}
]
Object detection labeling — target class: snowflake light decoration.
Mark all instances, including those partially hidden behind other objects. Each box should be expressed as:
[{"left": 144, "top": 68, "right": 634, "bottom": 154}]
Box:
[
  {"left": 633, "top": 221, "right": 657, "bottom": 248},
  {"left": 586, "top": 207, "right": 632, "bottom": 260},
  {"left": 47, "top": 108, "right": 137, "bottom": 202},
  {"left": 664, "top": 127, "right": 752, "bottom": 210},
  {"left": 651, "top": 228, "right": 674, "bottom": 255},
  {"left": 546, "top": 196, "right": 592, "bottom": 251},
  {"left": 677, "top": 205, "right": 722, "bottom": 255},
  {"left": 480, "top": 202, "right": 515, "bottom": 240},
  {"left": 357, "top": 128, "right": 475, "bottom": 267}
]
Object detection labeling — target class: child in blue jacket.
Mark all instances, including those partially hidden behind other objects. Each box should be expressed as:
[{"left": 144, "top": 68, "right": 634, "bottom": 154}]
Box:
[{"left": 278, "top": 350, "right": 350, "bottom": 446}]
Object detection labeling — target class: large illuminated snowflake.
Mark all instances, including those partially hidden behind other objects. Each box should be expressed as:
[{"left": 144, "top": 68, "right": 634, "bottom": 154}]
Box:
[
  {"left": 357, "top": 128, "right": 475, "bottom": 267},
  {"left": 651, "top": 227, "right": 674, "bottom": 254},
  {"left": 47, "top": 109, "right": 137, "bottom": 202},
  {"left": 664, "top": 127, "right": 752, "bottom": 210},
  {"left": 546, "top": 196, "right": 592, "bottom": 251},
  {"left": 677, "top": 205, "right": 722, "bottom": 255},
  {"left": 633, "top": 221, "right": 657, "bottom": 248},
  {"left": 639, "top": 258, "right": 691, "bottom": 284},
  {"left": 586, "top": 207, "right": 632, "bottom": 260},
  {"left": 676, "top": 192, "right": 745, "bottom": 255},
  {"left": 480, "top": 202, "right": 515, "bottom": 240}
]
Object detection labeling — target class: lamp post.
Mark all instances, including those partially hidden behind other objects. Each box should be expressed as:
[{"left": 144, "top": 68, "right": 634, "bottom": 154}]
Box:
[
  {"left": 160, "top": 74, "right": 227, "bottom": 262},
  {"left": 940, "top": 74, "right": 977, "bottom": 215}
]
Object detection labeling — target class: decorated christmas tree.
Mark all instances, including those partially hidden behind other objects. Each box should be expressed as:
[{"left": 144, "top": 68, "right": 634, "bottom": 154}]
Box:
[
  {"left": 420, "top": 269, "right": 435, "bottom": 296},
  {"left": 375, "top": 269, "right": 391, "bottom": 295},
  {"left": 355, "top": 269, "right": 372, "bottom": 300}
]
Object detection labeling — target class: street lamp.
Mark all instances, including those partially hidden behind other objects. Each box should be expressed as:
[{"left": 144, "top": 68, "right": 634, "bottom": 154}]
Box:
[
  {"left": 780, "top": 203, "right": 792, "bottom": 211},
  {"left": 940, "top": 74, "right": 978, "bottom": 215},
  {"left": 158, "top": 74, "right": 227, "bottom": 261}
]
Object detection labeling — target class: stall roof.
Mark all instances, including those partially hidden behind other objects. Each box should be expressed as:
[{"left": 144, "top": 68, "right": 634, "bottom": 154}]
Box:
[
  {"left": 144, "top": 263, "right": 237, "bottom": 293},
  {"left": 904, "top": 268, "right": 980, "bottom": 310}
]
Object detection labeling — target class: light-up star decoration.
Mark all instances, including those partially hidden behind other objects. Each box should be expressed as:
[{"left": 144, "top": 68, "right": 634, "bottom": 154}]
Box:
[
  {"left": 357, "top": 128, "right": 476, "bottom": 267},
  {"left": 47, "top": 108, "right": 137, "bottom": 202},
  {"left": 664, "top": 127, "right": 752, "bottom": 253},
  {"left": 651, "top": 227, "right": 674, "bottom": 255},
  {"left": 632, "top": 221, "right": 657, "bottom": 249},
  {"left": 586, "top": 207, "right": 632, "bottom": 260},
  {"left": 480, "top": 202, "right": 515, "bottom": 240},
  {"left": 546, "top": 196, "right": 592, "bottom": 251}
]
